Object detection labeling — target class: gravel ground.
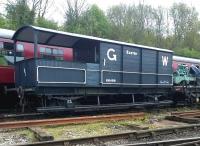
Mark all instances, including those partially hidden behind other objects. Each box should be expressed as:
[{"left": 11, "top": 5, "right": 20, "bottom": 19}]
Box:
[
  {"left": 0, "top": 129, "right": 35, "bottom": 146},
  {"left": 105, "top": 129, "right": 200, "bottom": 146},
  {"left": 69, "top": 128, "right": 200, "bottom": 146}
]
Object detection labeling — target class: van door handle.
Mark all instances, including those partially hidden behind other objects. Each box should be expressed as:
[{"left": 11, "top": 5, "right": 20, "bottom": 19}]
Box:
[{"left": 103, "top": 59, "right": 106, "bottom": 66}]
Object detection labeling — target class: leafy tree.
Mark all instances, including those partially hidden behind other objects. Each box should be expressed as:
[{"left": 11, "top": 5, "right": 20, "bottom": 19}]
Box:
[
  {"left": 107, "top": 4, "right": 155, "bottom": 44},
  {"left": 174, "top": 47, "right": 200, "bottom": 59},
  {"left": 107, "top": 4, "right": 131, "bottom": 41},
  {"left": 152, "top": 7, "right": 166, "bottom": 47},
  {"left": 30, "top": 0, "right": 53, "bottom": 18},
  {"left": 170, "top": 3, "right": 198, "bottom": 47},
  {"left": 35, "top": 17, "right": 58, "bottom": 29},
  {"left": 6, "top": 0, "right": 35, "bottom": 29},
  {"left": 0, "top": 15, "right": 7, "bottom": 28},
  {"left": 64, "top": 2, "right": 110, "bottom": 37},
  {"left": 64, "top": 0, "right": 87, "bottom": 33},
  {"left": 79, "top": 4, "right": 111, "bottom": 37}
]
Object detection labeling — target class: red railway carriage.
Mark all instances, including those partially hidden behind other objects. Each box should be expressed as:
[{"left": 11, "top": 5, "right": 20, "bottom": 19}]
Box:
[
  {"left": 17, "top": 42, "right": 73, "bottom": 61},
  {"left": 0, "top": 29, "right": 15, "bottom": 85},
  {"left": 173, "top": 56, "right": 200, "bottom": 72},
  {"left": 0, "top": 66, "right": 14, "bottom": 85}
]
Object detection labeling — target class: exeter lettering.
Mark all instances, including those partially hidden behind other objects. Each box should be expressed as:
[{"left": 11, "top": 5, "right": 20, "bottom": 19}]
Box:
[{"left": 126, "top": 50, "right": 138, "bottom": 56}]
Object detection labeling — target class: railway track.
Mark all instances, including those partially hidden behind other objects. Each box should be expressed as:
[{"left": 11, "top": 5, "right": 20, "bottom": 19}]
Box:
[
  {"left": 124, "top": 138, "right": 200, "bottom": 146},
  {"left": 0, "top": 106, "right": 149, "bottom": 123},
  {"left": 171, "top": 110, "right": 200, "bottom": 116},
  {"left": 0, "top": 112, "right": 144, "bottom": 129},
  {"left": 14, "top": 124, "right": 200, "bottom": 146},
  {"left": 171, "top": 140, "right": 200, "bottom": 146},
  {"left": 166, "top": 110, "right": 200, "bottom": 124},
  {"left": 0, "top": 112, "right": 45, "bottom": 121},
  {"left": 0, "top": 105, "right": 195, "bottom": 123}
]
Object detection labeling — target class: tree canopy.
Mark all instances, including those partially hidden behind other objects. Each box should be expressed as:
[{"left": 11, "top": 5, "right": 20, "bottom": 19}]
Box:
[
  {"left": 1, "top": 0, "right": 200, "bottom": 58},
  {"left": 65, "top": 4, "right": 111, "bottom": 37},
  {"left": 6, "top": 0, "right": 35, "bottom": 29}
]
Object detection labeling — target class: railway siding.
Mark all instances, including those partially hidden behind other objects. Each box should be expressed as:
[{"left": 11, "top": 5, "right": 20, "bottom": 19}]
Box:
[
  {"left": 15, "top": 124, "right": 200, "bottom": 146},
  {"left": 0, "top": 109, "right": 199, "bottom": 145},
  {"left": 166, "top": 110, "right": 200, "bottom": 124}
]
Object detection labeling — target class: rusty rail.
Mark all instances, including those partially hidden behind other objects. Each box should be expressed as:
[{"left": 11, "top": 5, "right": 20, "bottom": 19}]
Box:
[
  {"left": 166, "top": 110, "right": 200, "bottom": 124},
  {"left": 171, "top": 110, "right": 200, "bottom": 117},
  {"left": 165, "top": 110, "right": 200, "bottom": 124},
  {"left": 0, "top": 112, "right": 144, "bottom": 129}
]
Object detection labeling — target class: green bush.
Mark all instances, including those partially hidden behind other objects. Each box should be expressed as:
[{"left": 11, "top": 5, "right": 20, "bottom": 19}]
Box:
[
  {"left": 0, "top": 56, "right": 7, "bottom": 66},
  {"left": 173, "top": 48, "right": 200, "bottom": 59}
]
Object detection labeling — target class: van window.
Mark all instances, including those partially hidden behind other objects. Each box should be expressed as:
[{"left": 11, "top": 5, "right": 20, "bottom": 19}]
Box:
[
  {"left": 53, "top": 49, "right": 58, "bottom": 55},
  {"left": 40, "top": 47, "right": 45, "bottom": 54},
  {"left": 46, "top": 48, "right": 51, "bottom": 55},
  {"left": 58, "top": 50, "right": 64, "bottom": 55},
  {"left": 4, "top": 42, "right": 13, "bottom": 50},
  {"left": 17, "top": 44, "right": 24, "bottom": 52},
  {"left": 0, "top": 42, "right": 3, "bottom": 49},
  {"left": 0, "top": 42, "right": 13, "bottom": 56}
]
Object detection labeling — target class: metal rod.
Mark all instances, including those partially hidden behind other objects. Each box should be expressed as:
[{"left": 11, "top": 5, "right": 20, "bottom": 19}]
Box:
[
  {"left": 14, "top": 40, "right": 17, "bottom": 64},
  {"left": 97, "top": 96, "right": 100, "bottom": 106},
  {"left": 132, "top": 94, "right": 135, "bottom": 103},
  {"left": 34, "top": 30, "right": 38, "bottom": 58},
  {"left": 94, "top": 46, "right": 97, "bottom": 63}
]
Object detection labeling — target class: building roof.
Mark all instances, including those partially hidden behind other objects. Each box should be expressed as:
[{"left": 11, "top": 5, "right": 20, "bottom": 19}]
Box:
[
  {"left": 13, "top": 25, "right": 173, "bottom": 52},
  {"left": 0, "top": 28, "right": 15, "bottom": 39}
]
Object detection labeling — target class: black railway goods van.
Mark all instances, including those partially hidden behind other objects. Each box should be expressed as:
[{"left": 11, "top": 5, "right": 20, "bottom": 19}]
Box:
[{"left": 13, "top": 26, "right": 173, "bottom": 97}]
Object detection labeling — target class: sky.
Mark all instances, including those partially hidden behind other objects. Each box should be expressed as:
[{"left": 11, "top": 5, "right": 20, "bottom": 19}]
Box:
[{"left": 1, "top": 0, "right": 200, "bottom": 25}]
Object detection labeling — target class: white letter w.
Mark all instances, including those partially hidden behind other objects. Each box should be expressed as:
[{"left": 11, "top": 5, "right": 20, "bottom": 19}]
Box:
[{"left": 162, "top": 56, "right": 168, "bottom": 66}]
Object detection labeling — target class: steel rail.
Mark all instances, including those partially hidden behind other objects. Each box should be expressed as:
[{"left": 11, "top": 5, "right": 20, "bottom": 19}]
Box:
[
  {"left": 0, "top": 112, "right": 144, "bottom": 129},
  {"left": 171, "top": 110, "right": 200, "bottom": 117},
  {"left": 170, "top": 139, "right": 200, "bottom": 146},
  {"left": 0, "top": 112, "right": 44, "bottom": 121},
  {"left": 120, "top": 137, "right": 200, "bottom": 146},
  {"left": 166, "top": 110, "right": 200, "bottom": 124},
  {"left": 171, "top": 110, "right": 200, "bottom": 115}
]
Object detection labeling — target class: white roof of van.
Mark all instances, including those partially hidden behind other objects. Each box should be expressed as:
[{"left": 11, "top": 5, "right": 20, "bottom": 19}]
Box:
[
  {"left": 0, "top": 28, "right": 15, "bottom": 39},
  {"left": 13, "top": 25, "right": 173, "bottom": 53},
  {"left": 173, "top": 55, "right": 200, "bottom": 64}
]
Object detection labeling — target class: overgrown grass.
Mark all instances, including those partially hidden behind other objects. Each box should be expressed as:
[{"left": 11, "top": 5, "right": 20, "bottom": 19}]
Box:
[
  {"left": 43, "top": 122, "right": 111, "bottom": 139},
  {"left": 43, "top": 117, "right": 146, "bottom": 139},
  {"left": 17, "top": 128, "right": 36, "bottom": 142}
]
